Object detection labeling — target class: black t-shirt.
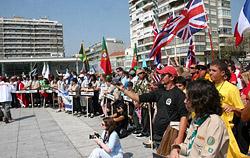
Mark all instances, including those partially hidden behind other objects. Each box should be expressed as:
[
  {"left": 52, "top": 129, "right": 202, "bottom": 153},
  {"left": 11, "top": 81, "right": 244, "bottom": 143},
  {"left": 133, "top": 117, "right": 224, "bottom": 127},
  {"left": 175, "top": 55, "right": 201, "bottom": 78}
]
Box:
[{"left": 139, "top": 86, "right": 187, "bottom": 141}]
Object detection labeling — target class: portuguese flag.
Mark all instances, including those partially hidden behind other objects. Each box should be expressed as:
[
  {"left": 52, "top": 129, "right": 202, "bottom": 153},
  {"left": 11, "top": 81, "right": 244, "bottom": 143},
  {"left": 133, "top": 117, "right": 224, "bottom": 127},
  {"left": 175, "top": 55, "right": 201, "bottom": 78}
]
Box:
[{"left": 100, "top": 37, "right": 112, "bottom": 74}]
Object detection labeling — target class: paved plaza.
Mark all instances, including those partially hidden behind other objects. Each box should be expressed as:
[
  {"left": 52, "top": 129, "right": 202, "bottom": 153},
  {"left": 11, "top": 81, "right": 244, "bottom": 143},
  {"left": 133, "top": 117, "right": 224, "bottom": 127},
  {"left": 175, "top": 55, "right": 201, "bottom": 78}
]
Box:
[{"left": 0, "top": 107, "right": 153, "bottom": 158}]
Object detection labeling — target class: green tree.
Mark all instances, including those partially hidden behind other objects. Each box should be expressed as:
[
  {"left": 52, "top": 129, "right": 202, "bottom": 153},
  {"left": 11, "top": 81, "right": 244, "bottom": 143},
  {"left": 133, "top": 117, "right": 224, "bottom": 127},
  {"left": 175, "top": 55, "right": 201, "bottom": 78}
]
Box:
[{"left": 220, "top": 33, "right": 250, "bottom": 60}]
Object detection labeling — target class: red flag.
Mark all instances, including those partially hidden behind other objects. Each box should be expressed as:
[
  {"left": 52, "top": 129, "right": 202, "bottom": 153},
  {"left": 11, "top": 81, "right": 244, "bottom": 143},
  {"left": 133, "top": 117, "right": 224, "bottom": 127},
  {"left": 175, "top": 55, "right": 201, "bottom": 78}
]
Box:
[
  {"left": 100, "top": 37, "right": 112, "bottom": 74},
  {"left": 131, "top": 43, "right": 138, "bottom": 69}
]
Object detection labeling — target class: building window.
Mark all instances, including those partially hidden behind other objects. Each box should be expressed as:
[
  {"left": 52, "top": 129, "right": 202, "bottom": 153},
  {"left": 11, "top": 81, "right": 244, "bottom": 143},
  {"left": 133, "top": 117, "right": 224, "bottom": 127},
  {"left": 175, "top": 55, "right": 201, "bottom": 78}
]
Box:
[
  {"left": 196, "top": 45, "right": 206, "bottom": 52},
  {"left": 210, "top": 9, "right": 217, "bottom": 15},
  {"left": 223, "top": 19, "right": 231, "bottom": 26},
  {"left": 195, "top": 35, "right": 205, "bottom": 42}
]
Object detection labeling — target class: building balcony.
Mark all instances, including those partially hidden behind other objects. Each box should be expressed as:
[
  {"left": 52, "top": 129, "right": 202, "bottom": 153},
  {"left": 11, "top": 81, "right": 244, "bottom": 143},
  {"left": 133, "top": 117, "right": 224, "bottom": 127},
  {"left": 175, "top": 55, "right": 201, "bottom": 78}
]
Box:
[
  {"left": 218, "top": 15, "right": 231, "bottom": 19},
  {"left": 3, "top": 41, "right": 32, "bottom": 44},
  {"left": 3, "top": 31, "right": 32, "bottom": 34},
  {"left": 129, "top": 0, "right": 138, "bottom": 4},
  {"left": 169, "top": 0, "right": 185, "bottom": 9},
  {"left": 218, "top": 34, "right": 232, "bottom": 38},
  {"left": 3, "top": 36, "right": 31, "bottom": 39},
  {"left": 139, "top": 41, "right": 153, "bottom": 47},
  {"left": 142, "top": 1, "right": 153, "bottom": 10},
  {"left": 3, "top": 26, "right": 33, "bottom": 30},
  {"left": 143, "top": 10, "right": 153, "bottom": 23}
]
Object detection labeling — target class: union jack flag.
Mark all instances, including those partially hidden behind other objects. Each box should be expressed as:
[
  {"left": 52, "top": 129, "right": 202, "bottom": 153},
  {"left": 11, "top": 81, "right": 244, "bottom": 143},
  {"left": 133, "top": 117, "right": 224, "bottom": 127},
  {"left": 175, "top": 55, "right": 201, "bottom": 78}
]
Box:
[
  {"left": 152, "top": 22, "right": 158, "bottom": 38},
  {"left": 167, "top": 0, "right": 208, "bottom": 41},
  {"left": 186, "top": 37, "right": 196, "bottom": 68},
  {"left": 149, "top": 16, "right": 175, "bottom": 59},
  {"left": 152, "top": 21, "right": 162, "bottom": 65}
]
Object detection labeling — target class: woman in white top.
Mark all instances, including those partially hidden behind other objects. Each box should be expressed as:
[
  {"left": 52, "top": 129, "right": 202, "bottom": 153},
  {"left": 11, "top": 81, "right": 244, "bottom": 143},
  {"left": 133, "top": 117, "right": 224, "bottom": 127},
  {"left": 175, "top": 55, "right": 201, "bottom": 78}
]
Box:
[
  {"left": 99, "top": 74, "right": 108, "bottom": 117},
  {"left": 56, "top": 74, "right": 67, "bottom": 112},
  {"left": 89, "top": 117, "right": 123, "bottom": 158}
]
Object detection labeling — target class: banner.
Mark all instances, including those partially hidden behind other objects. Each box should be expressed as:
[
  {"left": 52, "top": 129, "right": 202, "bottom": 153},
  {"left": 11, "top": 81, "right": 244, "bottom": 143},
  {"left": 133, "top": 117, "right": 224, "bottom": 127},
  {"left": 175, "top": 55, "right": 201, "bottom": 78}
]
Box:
[{"left": 61, "top": 92, "right": 73, "bottom": 111}]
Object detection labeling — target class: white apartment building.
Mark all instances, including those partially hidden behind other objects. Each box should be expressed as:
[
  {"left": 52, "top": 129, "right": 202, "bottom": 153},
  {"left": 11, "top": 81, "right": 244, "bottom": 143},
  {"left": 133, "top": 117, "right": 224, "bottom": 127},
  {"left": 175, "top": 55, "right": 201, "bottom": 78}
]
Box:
[
  {"left": 0, "top": 17, "right": 64, "bottom": 59},
  {"left": 129, "top": 0, "right": 232, "bottom": 65}
]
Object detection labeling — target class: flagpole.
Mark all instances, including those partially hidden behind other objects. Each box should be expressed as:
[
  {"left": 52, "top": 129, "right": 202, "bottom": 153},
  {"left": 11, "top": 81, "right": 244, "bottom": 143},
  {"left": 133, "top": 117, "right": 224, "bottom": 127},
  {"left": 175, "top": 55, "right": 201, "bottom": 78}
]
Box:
[
  {"left": 172, "top": 10, "right": 177, "bottom": 63},
  {"left": 81, "top": 41, "right": 84, "bottom": 72},
  {"left": 207, "top": 26, "right": 214, "bottom": 62},
  {"left": 174, "top": 36, "right": 177, "bottom": 58},
  {"left": 217, "top": 29, "right": 221, "bottom": 60},
  {"left": 76, "top": 56, "right": 79, "bottom": 74}
]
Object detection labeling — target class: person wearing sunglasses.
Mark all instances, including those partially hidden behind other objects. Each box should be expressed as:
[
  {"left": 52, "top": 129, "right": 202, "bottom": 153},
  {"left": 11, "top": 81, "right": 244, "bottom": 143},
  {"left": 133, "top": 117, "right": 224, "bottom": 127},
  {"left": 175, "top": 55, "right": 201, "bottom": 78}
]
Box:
[
  {"left": 196, "top": 62, "right": 211, "bottom": 81},
  {"left": 89, "top": 117, "right": 123, "bottom": 158},
  {"left": 189, "top": 64, "right": 198, "bottom": 81}
]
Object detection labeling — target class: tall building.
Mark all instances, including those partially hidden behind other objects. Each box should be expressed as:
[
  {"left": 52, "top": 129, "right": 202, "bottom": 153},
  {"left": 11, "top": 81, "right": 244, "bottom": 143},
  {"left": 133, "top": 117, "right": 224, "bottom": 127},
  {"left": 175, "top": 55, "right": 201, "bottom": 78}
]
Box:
[
  {"left": 129, "top": 0, "right": 232, "bottom": 65},
  {"left": 0, "top": 17, "right": 64, "bottom": 59}
]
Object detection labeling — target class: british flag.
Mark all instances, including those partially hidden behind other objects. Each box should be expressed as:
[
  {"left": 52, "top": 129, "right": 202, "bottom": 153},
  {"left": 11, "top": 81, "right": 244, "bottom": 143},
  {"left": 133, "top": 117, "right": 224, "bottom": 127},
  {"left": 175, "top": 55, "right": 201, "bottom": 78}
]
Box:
[
  {"left": 152, "top": 22, "right": 158, "bottom": 38},
  {"left": 167, "top": 0, "right": 208, "bottom": 41},
  {"left": 152, "top": 21, "right": 162, "bottom": 64},
  {"left": 185, "top": 37, "right": 196, "bottom": 68},
  {"left": 149, "top": 16, "right": 175, "bottom": 59}
]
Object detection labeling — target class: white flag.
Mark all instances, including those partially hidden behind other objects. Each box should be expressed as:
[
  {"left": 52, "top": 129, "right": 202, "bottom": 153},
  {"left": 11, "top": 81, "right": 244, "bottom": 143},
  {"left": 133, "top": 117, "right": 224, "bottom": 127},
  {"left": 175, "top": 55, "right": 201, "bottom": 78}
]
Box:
[
  {"left": 44, "top": 63, "right": 50, "bottom": 79},
  {"left": 42, "top": 62, "right": 46, "bottom": 77}
]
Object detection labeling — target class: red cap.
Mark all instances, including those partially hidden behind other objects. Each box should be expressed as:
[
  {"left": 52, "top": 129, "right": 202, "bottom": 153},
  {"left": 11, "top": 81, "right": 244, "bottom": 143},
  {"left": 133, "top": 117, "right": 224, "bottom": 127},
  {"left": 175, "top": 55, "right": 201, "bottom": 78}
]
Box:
[{"left": 157, "top": 66, "right": 178, "bottom": 77}]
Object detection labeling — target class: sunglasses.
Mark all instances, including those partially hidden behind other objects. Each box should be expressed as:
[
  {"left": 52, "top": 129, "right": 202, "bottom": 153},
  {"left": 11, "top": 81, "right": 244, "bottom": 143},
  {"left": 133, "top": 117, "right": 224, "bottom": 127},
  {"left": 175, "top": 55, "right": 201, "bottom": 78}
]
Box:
[
  {"left": 190, "top": 67, "right": 196, "bottom": 69},
  {"left": 198, "top": 67, "right": 207, "bottom": 71},
  {"left": 138, "top": 72, "right": 145, "bottom": 75}
]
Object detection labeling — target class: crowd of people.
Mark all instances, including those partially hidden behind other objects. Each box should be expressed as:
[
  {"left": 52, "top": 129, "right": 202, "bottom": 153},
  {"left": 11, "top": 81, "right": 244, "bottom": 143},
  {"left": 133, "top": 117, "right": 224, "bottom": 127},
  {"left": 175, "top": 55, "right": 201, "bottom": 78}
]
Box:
[{"left": 0, "top": 59, "right": 250, "bottom": 157}]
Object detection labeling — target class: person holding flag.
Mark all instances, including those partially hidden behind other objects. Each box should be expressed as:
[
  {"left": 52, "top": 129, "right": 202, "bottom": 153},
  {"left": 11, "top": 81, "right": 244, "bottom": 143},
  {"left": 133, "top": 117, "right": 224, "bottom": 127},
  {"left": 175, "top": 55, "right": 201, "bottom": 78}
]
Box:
[
  {"left": 79, "top": 42, "right": 90, "bottom": 73},
  {"left": 100, "top": 37, "right": 112, "bottom": 75}
]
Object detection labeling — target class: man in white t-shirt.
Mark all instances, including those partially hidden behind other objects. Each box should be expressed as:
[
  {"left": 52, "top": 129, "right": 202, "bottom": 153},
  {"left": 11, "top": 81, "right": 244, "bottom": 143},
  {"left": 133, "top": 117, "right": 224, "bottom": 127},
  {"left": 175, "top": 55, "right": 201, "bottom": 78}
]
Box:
[{"left": 0, "top": 78, "right": 15, "bottom": 123}]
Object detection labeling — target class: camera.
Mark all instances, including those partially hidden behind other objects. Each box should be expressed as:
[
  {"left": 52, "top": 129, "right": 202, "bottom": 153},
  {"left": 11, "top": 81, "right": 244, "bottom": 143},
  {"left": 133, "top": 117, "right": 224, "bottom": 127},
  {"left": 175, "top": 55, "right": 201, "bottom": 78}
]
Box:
[{"left": 89, "top": 132, "right": 101, "bottom": 139}]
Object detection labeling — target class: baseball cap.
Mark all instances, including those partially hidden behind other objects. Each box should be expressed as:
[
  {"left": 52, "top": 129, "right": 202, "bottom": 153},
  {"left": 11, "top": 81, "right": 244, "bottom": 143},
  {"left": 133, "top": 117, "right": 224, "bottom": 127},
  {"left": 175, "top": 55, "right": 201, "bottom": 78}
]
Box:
[
  {"left": 156, "top": 66, "right": 178, "bottom": 77},
  {"left": 196, "top": 62, "right": 207, "bottom": 70},
  {"left": 79, "top": 74, "right": 84, "bottom": 78}
]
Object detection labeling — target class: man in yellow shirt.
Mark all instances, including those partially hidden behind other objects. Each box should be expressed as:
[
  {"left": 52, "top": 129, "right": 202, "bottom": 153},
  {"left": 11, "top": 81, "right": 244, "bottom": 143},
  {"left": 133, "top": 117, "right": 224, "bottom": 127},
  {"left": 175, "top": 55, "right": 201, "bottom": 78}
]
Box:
[{"left": 209, "top": 60, "right": 247, "bottom": 158}]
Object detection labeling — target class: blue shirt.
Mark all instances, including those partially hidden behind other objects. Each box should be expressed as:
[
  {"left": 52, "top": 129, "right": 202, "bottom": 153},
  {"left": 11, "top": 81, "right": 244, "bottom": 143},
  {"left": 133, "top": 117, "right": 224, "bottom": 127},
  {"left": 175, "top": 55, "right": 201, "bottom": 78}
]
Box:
[{"left": 101, "top": 131, "right": 123, "bottom": 157}]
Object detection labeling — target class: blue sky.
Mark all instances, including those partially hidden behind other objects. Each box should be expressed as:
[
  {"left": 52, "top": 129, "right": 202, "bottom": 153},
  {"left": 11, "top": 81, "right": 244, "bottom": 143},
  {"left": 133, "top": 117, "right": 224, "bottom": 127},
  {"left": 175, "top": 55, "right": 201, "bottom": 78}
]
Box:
[{"left": 0, "top": 0, "right": 245, "bottom": 56}]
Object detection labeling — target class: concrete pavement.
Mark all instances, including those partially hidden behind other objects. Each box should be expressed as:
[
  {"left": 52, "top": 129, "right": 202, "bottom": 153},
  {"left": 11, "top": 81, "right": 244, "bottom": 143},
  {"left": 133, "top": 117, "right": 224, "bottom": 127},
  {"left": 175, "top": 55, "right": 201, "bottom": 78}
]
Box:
[{"left": 0, "top": 108, "right": 153, "bottom": 158}]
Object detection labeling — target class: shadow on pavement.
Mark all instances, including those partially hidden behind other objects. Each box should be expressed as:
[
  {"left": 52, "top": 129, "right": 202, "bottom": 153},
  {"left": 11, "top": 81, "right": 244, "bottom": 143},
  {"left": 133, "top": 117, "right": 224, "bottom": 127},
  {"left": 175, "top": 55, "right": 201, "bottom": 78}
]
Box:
[
  {"left": 14, "top": 115, "right": 35, "bottom": 121},
  {"left": 124, "top": 152, "right": 133, "bottom": 158}
]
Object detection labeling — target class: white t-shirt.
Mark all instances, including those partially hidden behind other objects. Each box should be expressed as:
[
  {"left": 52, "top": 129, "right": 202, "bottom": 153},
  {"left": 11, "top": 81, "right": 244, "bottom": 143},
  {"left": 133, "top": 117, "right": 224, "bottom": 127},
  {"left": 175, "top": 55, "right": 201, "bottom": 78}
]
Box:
[
  {"left": 0, "top": 83, "right": 15, "bottom": 102},
  {"left": 99, "top": 82, "right": 108, "bottom": 100}
]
